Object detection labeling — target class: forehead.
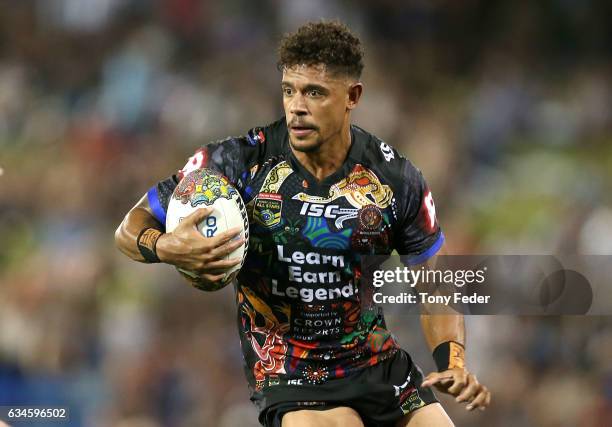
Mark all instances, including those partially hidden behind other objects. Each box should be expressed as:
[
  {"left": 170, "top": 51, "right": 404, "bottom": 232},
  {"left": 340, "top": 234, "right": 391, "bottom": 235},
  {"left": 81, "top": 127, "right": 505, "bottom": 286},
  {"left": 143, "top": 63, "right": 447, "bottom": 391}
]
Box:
[{"left": 281, "top": 64, "right": 347, "bottom": 86}]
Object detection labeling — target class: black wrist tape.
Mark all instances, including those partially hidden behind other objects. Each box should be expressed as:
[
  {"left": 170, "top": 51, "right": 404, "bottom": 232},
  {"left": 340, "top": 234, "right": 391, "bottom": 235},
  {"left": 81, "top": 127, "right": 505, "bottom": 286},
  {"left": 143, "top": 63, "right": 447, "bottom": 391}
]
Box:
[
  {"left": 137, "top": 228, "right": 162, "bottom": 263},
  {"left": 433, "top": 341, "right": 465, "bottom": 372}
]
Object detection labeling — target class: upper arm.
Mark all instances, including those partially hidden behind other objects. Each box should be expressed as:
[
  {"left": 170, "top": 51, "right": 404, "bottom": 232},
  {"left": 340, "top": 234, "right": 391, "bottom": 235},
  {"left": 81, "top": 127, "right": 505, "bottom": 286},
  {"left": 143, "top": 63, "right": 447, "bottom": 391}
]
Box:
[
  {"left": 177, "top": 132, "right": 266, "bottom": 190},
  {"left": 115, "top": 191, "right": 163, "bottom": 251},
  {"left": 144, "top": 132, "right": 265, "bottom": 229},
  {"left": 132, "top": 193, "right": 154, "bottom": 215},
  {"left": 394, "top": 161, "right": 444, "bottom": 265}
]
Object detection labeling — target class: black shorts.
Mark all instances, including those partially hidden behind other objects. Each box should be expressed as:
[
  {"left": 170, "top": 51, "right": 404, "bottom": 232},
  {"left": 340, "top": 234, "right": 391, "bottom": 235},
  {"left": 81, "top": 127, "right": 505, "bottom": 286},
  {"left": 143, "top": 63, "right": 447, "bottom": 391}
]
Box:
[{"left": 253, "top": 349, "right": 438, "bottom": 427}]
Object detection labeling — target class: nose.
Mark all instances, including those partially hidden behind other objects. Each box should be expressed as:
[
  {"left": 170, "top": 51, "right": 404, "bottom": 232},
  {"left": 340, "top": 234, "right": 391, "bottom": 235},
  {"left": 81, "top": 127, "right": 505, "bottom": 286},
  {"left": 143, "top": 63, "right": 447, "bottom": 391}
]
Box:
[{"left": 290, "top": 93, "right": 308, "bottom": 116}]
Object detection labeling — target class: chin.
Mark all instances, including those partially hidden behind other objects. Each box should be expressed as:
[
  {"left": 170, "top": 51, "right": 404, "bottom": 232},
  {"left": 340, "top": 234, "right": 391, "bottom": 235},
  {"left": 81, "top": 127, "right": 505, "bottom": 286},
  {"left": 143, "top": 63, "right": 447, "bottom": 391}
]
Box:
[{"left": 289, "top": 137, "right": 323, "bottom": 153}]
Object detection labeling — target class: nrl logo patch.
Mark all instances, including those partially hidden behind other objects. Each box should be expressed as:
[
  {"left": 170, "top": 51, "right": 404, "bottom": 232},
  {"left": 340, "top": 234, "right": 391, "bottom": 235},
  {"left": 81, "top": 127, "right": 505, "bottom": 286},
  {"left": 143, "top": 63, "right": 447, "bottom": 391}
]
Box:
[{"left": 254, "top": 193, "right": 282, "bottom": 227}]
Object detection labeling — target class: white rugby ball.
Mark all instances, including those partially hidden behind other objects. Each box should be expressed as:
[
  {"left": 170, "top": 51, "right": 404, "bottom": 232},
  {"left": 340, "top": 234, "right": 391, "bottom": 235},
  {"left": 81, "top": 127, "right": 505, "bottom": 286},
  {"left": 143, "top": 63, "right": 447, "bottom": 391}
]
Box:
[{"left": 165, "top": 168, "right": 249, "bottom": 287}]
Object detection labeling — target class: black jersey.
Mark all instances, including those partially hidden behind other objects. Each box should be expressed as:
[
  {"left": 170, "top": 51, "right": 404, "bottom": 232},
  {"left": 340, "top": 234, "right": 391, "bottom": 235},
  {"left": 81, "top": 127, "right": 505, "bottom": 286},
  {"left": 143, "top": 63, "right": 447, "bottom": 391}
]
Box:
[{"left": 148, "top": 117, "right": 444, "bottom": 396}]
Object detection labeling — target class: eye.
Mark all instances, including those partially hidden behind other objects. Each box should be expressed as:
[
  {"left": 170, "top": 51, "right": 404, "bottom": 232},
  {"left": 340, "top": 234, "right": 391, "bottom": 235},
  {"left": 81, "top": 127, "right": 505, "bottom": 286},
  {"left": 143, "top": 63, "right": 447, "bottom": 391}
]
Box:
[
  {"left": 307, "top": 89, "right": 322, "bottom": 97},
  {"left": 283, "top": 87, "right": 293, "bottom": 96}
]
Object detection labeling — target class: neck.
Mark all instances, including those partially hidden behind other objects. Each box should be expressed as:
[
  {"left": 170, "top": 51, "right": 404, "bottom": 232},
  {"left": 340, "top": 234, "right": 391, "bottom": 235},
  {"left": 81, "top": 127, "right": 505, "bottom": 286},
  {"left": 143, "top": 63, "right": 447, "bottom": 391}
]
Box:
[{"left": 291, "top": 123, "right": 352, "bottom": 182}]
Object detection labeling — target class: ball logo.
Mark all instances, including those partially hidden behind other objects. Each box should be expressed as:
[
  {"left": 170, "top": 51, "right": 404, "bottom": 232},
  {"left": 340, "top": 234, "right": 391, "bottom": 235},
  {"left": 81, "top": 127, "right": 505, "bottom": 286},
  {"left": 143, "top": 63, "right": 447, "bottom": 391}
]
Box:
[
  {"left": 204, "top": 216, "right": 218, "bottom": 237},
  {"left": 191, "top": 178, "right": 237, "bottom": 207},
  {"left": 174, "top": 168, "right": 238, "bottom": 207},
  {"left": 423, "top": 191, "right": 436, "bottom": 229}
]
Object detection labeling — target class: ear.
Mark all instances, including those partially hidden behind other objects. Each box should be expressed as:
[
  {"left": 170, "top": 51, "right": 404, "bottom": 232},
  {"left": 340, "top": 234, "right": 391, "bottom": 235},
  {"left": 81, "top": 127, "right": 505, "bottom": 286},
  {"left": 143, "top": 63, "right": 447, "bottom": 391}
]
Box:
[{"left": 347, "top": 82, "right": 363, "bottom": 110}]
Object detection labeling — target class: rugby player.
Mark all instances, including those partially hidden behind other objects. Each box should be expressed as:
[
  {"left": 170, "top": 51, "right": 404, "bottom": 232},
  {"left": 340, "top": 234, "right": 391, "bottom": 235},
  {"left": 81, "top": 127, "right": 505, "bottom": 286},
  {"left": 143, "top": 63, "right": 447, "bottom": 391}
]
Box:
[{"left": 115, "top": 21, "right": 490, "bottom": 427}]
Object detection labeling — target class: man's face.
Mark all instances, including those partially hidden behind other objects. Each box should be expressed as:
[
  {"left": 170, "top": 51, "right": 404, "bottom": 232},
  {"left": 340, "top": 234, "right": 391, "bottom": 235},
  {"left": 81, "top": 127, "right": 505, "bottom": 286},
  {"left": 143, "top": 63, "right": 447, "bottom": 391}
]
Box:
[{"left": 281, "top": 64, "right": 359, "bottom": 153}]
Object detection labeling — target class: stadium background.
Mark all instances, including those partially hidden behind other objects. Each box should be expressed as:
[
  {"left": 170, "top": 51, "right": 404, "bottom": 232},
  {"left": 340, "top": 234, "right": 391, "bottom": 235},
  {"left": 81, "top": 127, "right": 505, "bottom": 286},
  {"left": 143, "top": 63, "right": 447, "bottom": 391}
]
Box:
[{"left": 0, "top": 1, "right": 611, "bottom": 426}]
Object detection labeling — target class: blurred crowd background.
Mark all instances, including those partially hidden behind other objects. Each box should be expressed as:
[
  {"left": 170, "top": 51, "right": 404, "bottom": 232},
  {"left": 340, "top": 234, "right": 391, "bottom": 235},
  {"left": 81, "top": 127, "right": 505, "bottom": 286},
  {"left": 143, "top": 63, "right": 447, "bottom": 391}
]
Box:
[{"left": 1, "top": 1, "right": 611, "bottom": 426}]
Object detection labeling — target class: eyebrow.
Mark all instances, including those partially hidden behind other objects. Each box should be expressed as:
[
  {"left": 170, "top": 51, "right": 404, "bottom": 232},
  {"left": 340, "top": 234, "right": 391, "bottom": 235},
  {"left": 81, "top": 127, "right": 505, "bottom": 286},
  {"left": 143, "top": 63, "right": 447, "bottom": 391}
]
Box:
[{"left": 281, "top": 82, "right": 329, "bottom": 94}]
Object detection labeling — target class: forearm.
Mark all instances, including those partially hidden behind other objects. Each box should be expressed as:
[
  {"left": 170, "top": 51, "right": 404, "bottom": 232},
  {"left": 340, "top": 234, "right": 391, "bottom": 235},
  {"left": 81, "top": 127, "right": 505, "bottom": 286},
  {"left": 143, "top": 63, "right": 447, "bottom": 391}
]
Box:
[
  {"left": 115, "top": 207, "right": 164, "bottom": 262},
  {"left": 420, "top": 313, "right": 490, "bottom": 409},
  {"left": 421, "top": 313, "right": 466, "bottom": 373},
  {"left": 420, "top": 314, "right": 465, "bottom": 352}
]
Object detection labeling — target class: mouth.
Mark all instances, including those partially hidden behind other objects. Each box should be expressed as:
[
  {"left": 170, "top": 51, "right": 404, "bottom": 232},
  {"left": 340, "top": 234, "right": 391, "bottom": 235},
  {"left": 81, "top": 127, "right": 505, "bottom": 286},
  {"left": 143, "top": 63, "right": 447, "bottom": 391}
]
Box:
[{"left": 289, "top": 124, "right": 317, "bottom": 137}]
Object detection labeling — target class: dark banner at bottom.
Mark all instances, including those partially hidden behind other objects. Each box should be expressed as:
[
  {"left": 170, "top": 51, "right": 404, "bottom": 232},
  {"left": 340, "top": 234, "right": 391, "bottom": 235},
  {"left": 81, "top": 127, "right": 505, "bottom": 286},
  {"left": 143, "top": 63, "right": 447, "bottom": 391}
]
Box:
[{"left": 360, "top": 256, "right": 612, "bottom": 315}]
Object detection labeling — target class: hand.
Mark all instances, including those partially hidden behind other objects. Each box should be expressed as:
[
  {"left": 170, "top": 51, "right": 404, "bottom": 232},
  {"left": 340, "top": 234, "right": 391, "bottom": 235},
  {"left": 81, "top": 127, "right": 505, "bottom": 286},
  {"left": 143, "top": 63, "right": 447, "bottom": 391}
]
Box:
[
  {"left": 179, "top": 269, "right": 239, "bottom": 292},
  {"left": 421, "top": 368, "right": 491, "bottom": 411},
  {"left": 156, "top": 207, "right": 244, "bottom": 286}
]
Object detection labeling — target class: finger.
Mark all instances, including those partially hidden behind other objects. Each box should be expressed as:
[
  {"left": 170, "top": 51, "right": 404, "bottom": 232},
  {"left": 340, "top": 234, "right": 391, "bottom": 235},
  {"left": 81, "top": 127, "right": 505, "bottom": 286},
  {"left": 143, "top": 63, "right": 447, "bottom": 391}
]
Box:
[
  {"left": 467, "top": 387, "right": 490, "bottom": 411},
  {"left": 438, "top": 377, "right": 455, "bottom": 387},
  {"left": 466, "top": 392, "right": 484, "bottom": 411},
  {"left": 191, "top": 276, "right": 228, "bottom": 292},
  {"left": 199, "top": 273, "right": 226, "bottom": 283},
  {"left": 455, "top": 377, "right": 480, "bottom": 403},
  {"left": 421, "top": 372, "right": 451, "bottom": 387},
  {"left": 447, "top": 371, "right": 469, "bottom": 395},
  {"left": 221, "top": 270, "right": 239, "bottom": 284},
  {"left": 421, "top": 372, "right": 454, "bottom": 388},
  {"left": 210, "top": 237, "right": 245, "bottom": 259},
  {"left": 201, "top": 265, "right": 241, "bottom": 276},
  {"left": 207, "top": 227, "right": 243, "bottom": 248},
  {"left": 202, "top": 257, "right": 243, "bottom": 270},
  {"left": 184, "top": 207, "right": 213, "bottom": 226}
]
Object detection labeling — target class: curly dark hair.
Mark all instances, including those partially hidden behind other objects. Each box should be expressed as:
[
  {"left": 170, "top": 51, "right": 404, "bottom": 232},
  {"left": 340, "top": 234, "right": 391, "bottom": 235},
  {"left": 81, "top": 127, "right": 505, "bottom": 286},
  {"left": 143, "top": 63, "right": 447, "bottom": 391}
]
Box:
[{"left": 278, "top": 21, "right": 364, "bottom": 79}]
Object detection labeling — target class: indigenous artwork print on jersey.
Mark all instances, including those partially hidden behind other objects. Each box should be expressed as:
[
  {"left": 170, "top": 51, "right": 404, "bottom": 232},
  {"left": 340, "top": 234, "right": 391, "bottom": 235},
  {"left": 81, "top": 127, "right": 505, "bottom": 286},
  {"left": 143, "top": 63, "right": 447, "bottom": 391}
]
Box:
[
  {"left": 240, "top": 161, "right": 398, "bottom": 391},
  {"left": 150, "top": 120, "right": 442, "bottom": 393}
]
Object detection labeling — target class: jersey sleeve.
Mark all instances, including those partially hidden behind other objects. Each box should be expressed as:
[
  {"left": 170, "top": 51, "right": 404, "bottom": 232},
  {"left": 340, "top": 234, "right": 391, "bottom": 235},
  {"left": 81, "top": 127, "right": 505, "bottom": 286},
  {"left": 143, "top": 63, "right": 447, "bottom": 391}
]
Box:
[
  {"left": 393, "top": 161, "right": 444, "bottom": 265},
  {"left": 146, "top": 127, "right": 267, "bottom": 227}
]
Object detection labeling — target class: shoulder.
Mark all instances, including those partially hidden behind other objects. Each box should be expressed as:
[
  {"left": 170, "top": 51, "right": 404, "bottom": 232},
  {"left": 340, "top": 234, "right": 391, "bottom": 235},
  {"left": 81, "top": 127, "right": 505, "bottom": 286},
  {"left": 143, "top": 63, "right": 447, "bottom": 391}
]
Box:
[
  {"left": 196, "top": 117, "right": 287, "bottom": 155},
  {"left": 351, "top": 124, "right": 422, "bottom": 187},
  {"left": 179, "top": 117, "right": 288, "bottom": 177},
  {"left": 244, "top": 117, "right": 288, "bottom": 157}
]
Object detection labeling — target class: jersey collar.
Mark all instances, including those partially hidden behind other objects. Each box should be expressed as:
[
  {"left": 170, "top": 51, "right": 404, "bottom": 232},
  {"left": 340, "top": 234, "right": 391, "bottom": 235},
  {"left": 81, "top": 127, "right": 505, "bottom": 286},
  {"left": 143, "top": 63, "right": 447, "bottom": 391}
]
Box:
[{"left": 283, "top": 124, "right": 366, "bottom": 188}]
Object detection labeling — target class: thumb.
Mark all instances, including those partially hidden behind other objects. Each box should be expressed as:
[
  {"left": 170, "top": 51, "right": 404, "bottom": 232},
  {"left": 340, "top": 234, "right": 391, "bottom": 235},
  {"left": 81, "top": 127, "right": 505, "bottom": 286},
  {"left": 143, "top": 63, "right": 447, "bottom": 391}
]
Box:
[{"left": 421, "top": 372, "right": 453, "bottom": 388}]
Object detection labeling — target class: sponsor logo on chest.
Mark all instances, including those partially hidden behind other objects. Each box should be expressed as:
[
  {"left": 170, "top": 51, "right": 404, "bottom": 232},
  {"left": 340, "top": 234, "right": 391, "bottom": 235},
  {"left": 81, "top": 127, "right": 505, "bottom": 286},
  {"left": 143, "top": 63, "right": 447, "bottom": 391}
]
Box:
[{"left": 298, "top": 201, "right": 358, "bottom": 228}]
